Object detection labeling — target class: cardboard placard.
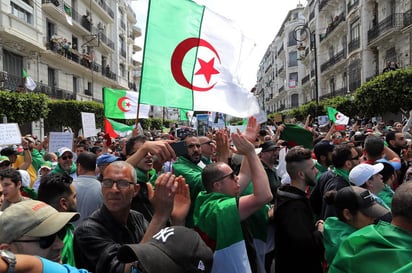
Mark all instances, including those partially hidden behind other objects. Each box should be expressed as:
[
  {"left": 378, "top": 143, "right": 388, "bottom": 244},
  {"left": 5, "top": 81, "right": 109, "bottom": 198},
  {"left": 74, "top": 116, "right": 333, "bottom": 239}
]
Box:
[
  {"left": 49, "top": 132, "right": 74, "bottom": 153},
  {"left": 0, "top": 123, "right": 22, "bottom": 145}
]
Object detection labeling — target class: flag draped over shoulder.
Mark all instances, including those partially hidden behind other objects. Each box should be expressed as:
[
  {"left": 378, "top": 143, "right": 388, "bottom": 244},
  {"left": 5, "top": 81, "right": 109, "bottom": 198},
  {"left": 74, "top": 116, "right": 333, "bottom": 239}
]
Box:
[
  {"left": 280, "top": 124, "right": 314, "bottom": 149},
  {"left": 327, "top": 107, "right": 349, "bottom": 125},
  {"left": 104, "top": 118, "right": 134, "bottom": 138},
  {"left": 22, "top": 69, "right": 36, "bottom": 91},
  {"left": 139, "top": 0, "right": 260, "bottom": 118},
  {"left": 103, "top": 87, "right": 150, "bottom": 119}
]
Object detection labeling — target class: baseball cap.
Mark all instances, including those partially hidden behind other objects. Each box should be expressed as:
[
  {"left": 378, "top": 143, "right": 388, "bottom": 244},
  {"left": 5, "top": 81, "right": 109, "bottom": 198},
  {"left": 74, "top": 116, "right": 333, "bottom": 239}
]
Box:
[
  {"left": 0, "top": 147, "right": 18, "bottom": 157},
  {"left": 313, "top": 141, "right": 334, "bottom": 158},
  {"left": 0, "top": 156, "right": 10, "bottom": 164},
  {"left": 259, "top": 141, "right": 280, "bottom": 153},
  {"left": 97, "top": 153, "right": 120, "bottom": 166},
  {"left": 57, "top": 147, "right": 74, "bottom": 158},
  {"left": 0, "top": 200, "right": 79, "bottom": 244},
  {"left": 117, "top": 226, "right": 213, "bottom": 273},
  {"left": 24, "top": 135, "right": 35, "bottom": 144},
  {"left": 376, "top": 158, "right": 401, "bottom": 171},
  {"left": 335, "top": 186, "right": 389, "bottom": 219},
  {"left": 349, "top": 163, "right": 384, "bottom": 186}
]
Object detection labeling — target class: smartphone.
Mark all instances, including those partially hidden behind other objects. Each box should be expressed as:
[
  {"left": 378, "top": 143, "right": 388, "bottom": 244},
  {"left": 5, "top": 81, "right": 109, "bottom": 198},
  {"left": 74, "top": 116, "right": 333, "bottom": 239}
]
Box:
[{"left": 170, "top": 141, "right": 188, "bottom": 156}]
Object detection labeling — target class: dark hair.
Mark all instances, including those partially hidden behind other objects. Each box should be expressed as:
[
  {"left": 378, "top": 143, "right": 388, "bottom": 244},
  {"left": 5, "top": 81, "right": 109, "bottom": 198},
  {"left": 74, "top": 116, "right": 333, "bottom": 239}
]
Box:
[
  {"left": 385, "top": 131, "right": 396, "bottom": 143},
  {"left": 126, "top": 135, "right": 147, "bottom": 156},
  {"left": 0, "top": 168, "right": 21, "bottom": 185},
  {"left": 285, "top": 147, "right": 312, "bottom": 179},
  {"left": 392, "top": 182, "right": 412, "bottom": 220},
  {"left": 38, "top": 173, "right": 73, "bottom": 209},
  {"left": 364, "top": 136, "right": 384, "bottom": 158},
  {"left": 76, "top": 152, "right": 97, "bottom": 171},
  {"left": 331, "top": 144, "right": 353, "bottom": 168},
  {"left": 323, "top": 188, "right": 360, "bottom": 222},
  {"left": 76, "top": 143, "right": 88, "bottom": 151},
  {"left": 44, "top": 152, "right": 57, "bottom": 162},
  {"left": 202, "top": 162, "right": 226, "bottom": 192},
  {"left": 378, "top": 162, "right": 395, "bottom": 183}
]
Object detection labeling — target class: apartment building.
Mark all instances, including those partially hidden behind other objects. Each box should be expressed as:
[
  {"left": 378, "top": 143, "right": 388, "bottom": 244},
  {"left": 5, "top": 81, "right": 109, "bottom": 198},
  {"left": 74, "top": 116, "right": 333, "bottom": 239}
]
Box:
[
  {"left": 257, "top": 0, "right": 412, "bottom": 113},
  {"left": 0, "top": 0, "right": 141, "bottom": 102}
]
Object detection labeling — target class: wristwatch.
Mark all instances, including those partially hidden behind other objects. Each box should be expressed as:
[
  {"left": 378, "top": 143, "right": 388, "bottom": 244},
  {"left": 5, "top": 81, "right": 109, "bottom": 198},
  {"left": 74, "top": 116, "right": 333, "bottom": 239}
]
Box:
[{"left": 0, "top": 250, "right": 16, "bottom": 273}]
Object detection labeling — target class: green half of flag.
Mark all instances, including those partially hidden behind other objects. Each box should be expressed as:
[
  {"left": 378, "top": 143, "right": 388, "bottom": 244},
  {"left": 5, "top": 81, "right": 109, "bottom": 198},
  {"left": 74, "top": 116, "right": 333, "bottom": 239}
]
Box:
[{"left": 280, "top": 124, "right": 313, "bottom": 149}]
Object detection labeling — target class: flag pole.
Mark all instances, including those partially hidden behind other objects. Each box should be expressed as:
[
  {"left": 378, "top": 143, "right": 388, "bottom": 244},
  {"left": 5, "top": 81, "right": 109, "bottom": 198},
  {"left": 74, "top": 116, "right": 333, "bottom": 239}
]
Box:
[{"left": 135, "top": 95, "right": 141, "bottom": 128}]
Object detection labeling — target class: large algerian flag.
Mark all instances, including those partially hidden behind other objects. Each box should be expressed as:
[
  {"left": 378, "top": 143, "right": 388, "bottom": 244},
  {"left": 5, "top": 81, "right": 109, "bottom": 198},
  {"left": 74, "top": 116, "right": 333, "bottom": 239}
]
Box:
[
  {"left": 327, "top": 107, "right": 349, "bottom": 125},
  {"left": 64, "top": 3, "right": 73, "bottom": 26},
  {"left": 103, "top": 87, "right": 150, "bottom": 119},
  {"left": 280, "top": 124, "right": 314, "bottom": 149},
  {"left": 104, "top": 118, "right": 134, "bottom": 138},
  {"left": 139, "top": 0, "right": 260, "bottom": 118},
  {"left": 22, "top": 69, "right": 36, "bottom": 91}
]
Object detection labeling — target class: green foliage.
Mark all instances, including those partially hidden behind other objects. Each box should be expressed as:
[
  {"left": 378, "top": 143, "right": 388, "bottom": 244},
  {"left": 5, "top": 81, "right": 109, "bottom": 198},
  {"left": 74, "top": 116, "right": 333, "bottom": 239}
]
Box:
[
  {"left": 150, "top": 118, "right": 163, "bottom": 129},
  {"left": 163, "top": 119, "right": 174, "bottom": 128},
  {"left": 355, "top": 68, "right": 412, "bottom": 116},
  {"left": 46, "top": 100, "right": 103, "bottom": 133},
  {"left": 139, "top": 119, "right": 150, "bottom": 130},
  {"left": 0, "top": 91, "right": 49, "bottom": 125}
]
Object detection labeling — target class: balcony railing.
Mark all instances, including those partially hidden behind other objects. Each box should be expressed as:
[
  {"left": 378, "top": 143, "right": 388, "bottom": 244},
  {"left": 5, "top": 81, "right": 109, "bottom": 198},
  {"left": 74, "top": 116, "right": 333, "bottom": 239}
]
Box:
[
  {"left": 320, "top": 49, "right": 346, "bottom": 72},
  {"left": 368, "top": 13, "right": 403, "bottom": 43},
  {"left": 279, "top": 86, "right": 285, "bottom": 93},
  {"left": 404, "top": 9, "right": 412, "bottom": 28},
  {"left": 348, "top": 38, "right": 360, "bottom": 53},
  {"left": 309, "top": 10, "right": 315, "bottom": 21},
  {"left": 347, "top": 0, "right": 359, "bottom": 14},
  {"left": 301, "top": 74, "right": 310, "bottom": 85},
  {"left": 320, "top": 12, "right": 346, "bottom": 42},
  {"left": 98, "top": 32, "right": 115, "bottom": 50},
  {"left": 311, "top": 69, "right": 315, "bottom": 77},
  {"left": 94, "top": 0, "right": 114, "bottom": 18},
  {"left": 277, "top": 65, "right": 284, "bottom": 75},
  {"left": 277, "top": 45, "right": 284, "bottom": 55}
]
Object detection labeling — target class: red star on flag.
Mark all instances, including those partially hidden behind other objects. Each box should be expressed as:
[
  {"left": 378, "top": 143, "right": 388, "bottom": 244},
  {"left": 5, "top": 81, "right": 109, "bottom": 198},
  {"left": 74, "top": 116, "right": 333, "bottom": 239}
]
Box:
[{"left": 195, "top": 57, "right": 220, "bottom": 83}]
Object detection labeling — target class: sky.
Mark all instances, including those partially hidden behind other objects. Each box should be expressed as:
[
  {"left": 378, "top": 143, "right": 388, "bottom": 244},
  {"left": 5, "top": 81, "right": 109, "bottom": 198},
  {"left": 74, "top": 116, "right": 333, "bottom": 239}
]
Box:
[{"left": 130, "top": 0, "right": 304, "bottom": 90}]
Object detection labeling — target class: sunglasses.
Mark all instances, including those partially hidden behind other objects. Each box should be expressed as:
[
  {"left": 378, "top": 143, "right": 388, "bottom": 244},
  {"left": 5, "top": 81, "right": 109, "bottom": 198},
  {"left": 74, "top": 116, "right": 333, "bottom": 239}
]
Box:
[
  {"left": 61, "top": 155, "right": 73, "bottom": 160},
  {"left": 213, "top": 171, "right": 236, "bottom": 183},
  {"left": 14, "top": 225, "right": 67, "bottom": 249},
  {"left": 102, "top": 179, "right": 134, "bottom": 189}
]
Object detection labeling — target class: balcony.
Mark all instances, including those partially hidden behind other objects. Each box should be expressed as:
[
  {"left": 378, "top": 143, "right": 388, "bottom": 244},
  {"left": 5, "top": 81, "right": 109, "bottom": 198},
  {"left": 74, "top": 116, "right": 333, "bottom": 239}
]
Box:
[
  {"left": 277, "top": 65, "right": 284, "bottom": 75},
  {"left": 309, "top": 10, "right": 315, "bottom": 21},
  {"left": 320, "top": 49, "right": 346, "bottom": 72},
  {"left": 404, "top": 9, "right": 412, "bottom": 28},
  {"left": 320, "top": 12, "right": 346, "bottom": 42},
  {"left": 98, "top": 32, "right": 115, "bottom": 50},
  {"left": 301, "top": 74, "right": 310, "bottom": 85},
  {"left": 348, "top": 38, "right": 360, "bottom": 54},
  {"left": 277, "top": 44, "right": 284, "bottom": 55},
  {"left": 347, "top": 0, "right": 359, "bottom": 14},
  {"left": 279, "top": 86, "right": 285, "bottom": 93},
  {"left": 319, "top": 0, "right": 331, "bottom": 12},
  {"left": 92, "top": 0, "right": 114, "bottom": 20},
  {"left": 368, "top": 13, "right": 403, "bottom": 43}
]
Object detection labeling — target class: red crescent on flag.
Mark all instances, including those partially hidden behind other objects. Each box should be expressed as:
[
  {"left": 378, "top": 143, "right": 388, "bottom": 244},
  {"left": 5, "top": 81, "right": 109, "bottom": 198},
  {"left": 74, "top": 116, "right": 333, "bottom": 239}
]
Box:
[
  {"left": 171, "top": 38, "right": 221, "bottom": 92},
  {"left": 117, "top": 97, "right": 130, "bottom": 112}
]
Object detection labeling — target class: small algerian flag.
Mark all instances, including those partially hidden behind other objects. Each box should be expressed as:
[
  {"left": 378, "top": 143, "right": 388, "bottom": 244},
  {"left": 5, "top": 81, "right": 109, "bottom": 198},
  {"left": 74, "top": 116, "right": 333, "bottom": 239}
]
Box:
[
  {"left": 22, "top": 69, "right": 36, "bottom": 91},
  {"left": 139, "top": 0, "right": 259, "bottom": 118},
  {"left": 327, "top": 107, "right": 349, "bottom": 125},
  {"left": 103, "top": 87, "right": 150, "bottom": 119},
  {"left": 64, "top": 3, "right": 73, "bottom": 26},
  {"left": 104, "top": 118, "right": 134, "bottom": 138}
]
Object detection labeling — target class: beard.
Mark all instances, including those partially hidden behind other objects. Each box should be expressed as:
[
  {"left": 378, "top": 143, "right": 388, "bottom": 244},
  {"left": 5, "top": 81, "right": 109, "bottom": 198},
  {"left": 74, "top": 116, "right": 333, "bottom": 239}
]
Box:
[{"left": 304, "top": 172, "right": 316, "bottom": 187}]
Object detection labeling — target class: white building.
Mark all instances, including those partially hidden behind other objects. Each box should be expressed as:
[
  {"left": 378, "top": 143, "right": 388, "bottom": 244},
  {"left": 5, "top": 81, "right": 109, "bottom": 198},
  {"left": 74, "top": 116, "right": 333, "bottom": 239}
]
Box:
[
  {"left": 257, "top": 0, "right": 412, "bottom": 113},
  {"left": 0, "top": 0, "right": 141, "bottom": 101}
]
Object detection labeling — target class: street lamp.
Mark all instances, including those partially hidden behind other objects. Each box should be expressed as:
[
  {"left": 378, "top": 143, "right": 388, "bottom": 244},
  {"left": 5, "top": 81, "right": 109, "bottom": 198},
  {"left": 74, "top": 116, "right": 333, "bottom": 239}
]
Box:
[{"left": 293, "top": 24, "right": 319, "bottom": 116}]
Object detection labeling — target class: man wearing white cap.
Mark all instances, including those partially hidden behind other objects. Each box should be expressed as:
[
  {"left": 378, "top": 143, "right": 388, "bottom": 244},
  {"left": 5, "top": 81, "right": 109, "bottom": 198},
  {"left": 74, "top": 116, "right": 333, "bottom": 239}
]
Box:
[
  {"left": 349, "top": 163, "right": 390, "bottom": 211},
  {"left": 53, "top": 147, "right": 77, "bottom": 179}
]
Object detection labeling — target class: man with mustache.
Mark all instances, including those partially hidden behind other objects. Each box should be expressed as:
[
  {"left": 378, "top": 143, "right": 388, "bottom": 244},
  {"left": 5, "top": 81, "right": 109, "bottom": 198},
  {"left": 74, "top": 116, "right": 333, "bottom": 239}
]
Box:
[{"left": 173, "top": 133, "right": 210, "bottom": 228}]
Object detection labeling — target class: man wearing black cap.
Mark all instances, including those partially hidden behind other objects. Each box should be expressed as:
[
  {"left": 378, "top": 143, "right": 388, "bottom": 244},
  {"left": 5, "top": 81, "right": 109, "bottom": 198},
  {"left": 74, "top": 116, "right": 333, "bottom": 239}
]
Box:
[
  {"left": 117, "top": 226, "right": 213, "bottom": 273},
  {"left": 259, "top": 141, "right": 281, "bottom": 203}
]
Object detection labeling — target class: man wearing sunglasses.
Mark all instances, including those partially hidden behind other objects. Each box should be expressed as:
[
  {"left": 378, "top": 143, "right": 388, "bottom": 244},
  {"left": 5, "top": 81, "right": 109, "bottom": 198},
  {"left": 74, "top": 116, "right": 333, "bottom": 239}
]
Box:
[
  {"left": 193, "top": 132, "right": 272, "bottom": 273},
  {"left": 0, "top": 199, "right": 79, "bottom": 263},
  {"left": 52, "top": 147, "right": 77, "bottom": 179}
]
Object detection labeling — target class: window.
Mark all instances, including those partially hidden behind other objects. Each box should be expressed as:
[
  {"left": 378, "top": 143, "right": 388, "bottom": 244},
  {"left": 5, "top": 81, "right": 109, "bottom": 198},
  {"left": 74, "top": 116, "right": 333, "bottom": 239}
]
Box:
[
  {"left": 350, "top": 20, "right": 360, "bottom": 41},
  {"left": 289, "top": 51, "right": 298, "bottom": 67},
  {"left": 11, "top": 0, "right": 33, "bottom": 24},
  {"left": 291, "top": 94, "right": 299, "bottom": 107},
  {"left": 289, "top": 72, "right": 298, "bottom": 88},
  {"left": 288, "top": 31, "right": 297, "bottom": 46},
  {"left": 120, "top": 64, "right": 125, "bottom": 77}
]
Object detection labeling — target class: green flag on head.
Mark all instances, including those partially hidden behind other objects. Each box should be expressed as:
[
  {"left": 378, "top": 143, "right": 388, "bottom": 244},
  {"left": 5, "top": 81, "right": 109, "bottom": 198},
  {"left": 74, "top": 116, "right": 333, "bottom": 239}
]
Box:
[{"left": 280, "top": 124, "right": 313, "bottom": 149}]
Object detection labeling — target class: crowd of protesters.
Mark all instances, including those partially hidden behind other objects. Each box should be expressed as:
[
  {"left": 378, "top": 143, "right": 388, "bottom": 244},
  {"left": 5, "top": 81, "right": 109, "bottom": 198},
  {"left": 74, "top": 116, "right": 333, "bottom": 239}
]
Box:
[{"left": 1, "top": 112, "right": 412, "bottom": 273}]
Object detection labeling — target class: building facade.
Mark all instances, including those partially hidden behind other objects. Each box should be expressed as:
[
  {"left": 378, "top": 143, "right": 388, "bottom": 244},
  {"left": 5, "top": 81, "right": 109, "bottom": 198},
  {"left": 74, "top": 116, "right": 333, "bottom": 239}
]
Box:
[
  {"left": 257, "top": 0, "right": 412, "bottom": 113},
  {"left": 0, "top": 0, "right": 141, "bottom": 102}
]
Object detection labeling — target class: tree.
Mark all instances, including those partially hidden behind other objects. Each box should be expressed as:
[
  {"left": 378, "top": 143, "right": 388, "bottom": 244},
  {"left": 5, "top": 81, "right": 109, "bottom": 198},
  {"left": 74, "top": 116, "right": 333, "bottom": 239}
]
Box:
[
  {"left": 0, "top": 91, "right": 49, "bottom": 124},
  {"left": 46, "top": 100, "right": 103, "bottom": 134},
  {"left": 355, "top": 68, "right": 412, "bottom": 116}
]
